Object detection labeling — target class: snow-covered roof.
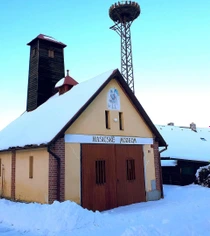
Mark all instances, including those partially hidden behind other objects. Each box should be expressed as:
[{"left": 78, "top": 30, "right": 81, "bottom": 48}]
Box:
[
  {"left": 157, "top": 125, "right": 210, "bottom": 162},
  {"left": 161, "top": 160, "right": 177, "bottom": 167},
  {"left": 42, "top": 35, "right": 61, "bottom": 43},
  {"left": 0, "top": 68, "right": 166, "bottom": 151},
  {"left": 27, "top": 34, "right": 66, "bottom": 47},
  {"left": 196, "top": 128, "right": 210, "bottom": 140},
  {"left": 0, "top": 69, "right": 115, "bottom": 151},
  {"left": 55, "top": 78, "right": 65, "bottom": 88}
]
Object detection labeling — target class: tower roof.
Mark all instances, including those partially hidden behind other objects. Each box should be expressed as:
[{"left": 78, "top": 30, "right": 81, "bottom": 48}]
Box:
[
  {"left": 55, "top": 70, "right": 78, "bottom": 89},
  {"left": 27, "top": 34, "right": 66, "bottom": 47}
]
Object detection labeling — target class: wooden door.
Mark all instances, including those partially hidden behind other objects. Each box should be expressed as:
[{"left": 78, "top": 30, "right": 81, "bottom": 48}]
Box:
[
  {"left": 116, "top": 145, "right": 146, "bottom": 206},
  {"left": 82, "top": 144, "right": 117, "bottom": 211},
  {"left": 82, "top": 144, "right": 146, "bottom": 211}
]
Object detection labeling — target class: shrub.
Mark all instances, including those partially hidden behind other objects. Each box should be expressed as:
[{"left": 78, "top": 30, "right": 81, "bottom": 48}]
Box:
[{"left": 195, "top": 164, "right": 210, "bottom": 188}]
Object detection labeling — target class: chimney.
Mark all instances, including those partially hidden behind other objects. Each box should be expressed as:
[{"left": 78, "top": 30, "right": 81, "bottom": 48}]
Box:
[
  {"left": 190, "top": 122, "right": 196, "bottom": 132},
  {"left": 167, "top": 122, "right": 174, "bottom": 126},
  {"left": 55, "top": 70, "right": 78, "bottom": 95}
]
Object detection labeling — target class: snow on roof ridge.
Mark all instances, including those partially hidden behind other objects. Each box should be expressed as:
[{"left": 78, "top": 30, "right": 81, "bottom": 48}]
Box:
[{"left": 42, "top": 35, "right": 61, "bottom": 43}]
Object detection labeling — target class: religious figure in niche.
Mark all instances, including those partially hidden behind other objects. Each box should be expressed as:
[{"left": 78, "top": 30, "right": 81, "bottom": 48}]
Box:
[{"left": 107, "top": 88, "right": 120, "bottom": 110}]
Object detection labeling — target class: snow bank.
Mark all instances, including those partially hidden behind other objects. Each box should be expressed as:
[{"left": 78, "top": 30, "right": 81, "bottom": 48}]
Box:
[
  {"left": 1, "top": 185, "right": 210, "bottom": 235},
  {"left": 0, "top": 200, "right": 105, "bottom": 235}
]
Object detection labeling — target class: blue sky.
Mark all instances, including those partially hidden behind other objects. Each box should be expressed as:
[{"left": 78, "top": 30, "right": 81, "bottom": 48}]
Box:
[{"left": 1, "top": 0, "right": 210, "bottom": 130}]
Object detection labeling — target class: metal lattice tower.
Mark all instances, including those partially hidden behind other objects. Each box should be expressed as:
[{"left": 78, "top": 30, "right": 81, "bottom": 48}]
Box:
[{"left": 109, "top": 1, "right": 140, "bottom": 93}]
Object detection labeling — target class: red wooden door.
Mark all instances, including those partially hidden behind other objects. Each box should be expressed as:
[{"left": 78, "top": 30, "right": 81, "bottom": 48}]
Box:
[
  {"left": 82, "top": 144, "right": 117, "bottom": 211},
  {"left": 116, "top": 145, "right": 146, "bottom": 206},
  {"left": 82, "top": 144, "right": 146, "bottom": 211}
]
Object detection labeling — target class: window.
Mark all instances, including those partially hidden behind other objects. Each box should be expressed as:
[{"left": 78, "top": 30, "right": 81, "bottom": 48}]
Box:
[
  {"left": 32, "top": 48, "right": 37, "bottom": 57},
  {"left": 105, "top": 110, "right": 110, "bottom": 129},
  {"left": 126, "top": 159, "right": 136, "bottom": 181},
  {"left": 0, "top": 158, "right": 1, "bottom": 177},
  {"left": 29, "top": 156, "right": 33, "bottom": 179},
  {"left": 48, "top": 49, "right": 54, "bottom": 58},
  {"left": 95, "top": 160, "right": 106, "bottom": 185},
  {"left": 119, "top": 112, "right": 124, "bottom": 130}
]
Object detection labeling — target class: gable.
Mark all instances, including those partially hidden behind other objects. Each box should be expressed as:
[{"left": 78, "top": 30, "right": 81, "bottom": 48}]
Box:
[{"left": 66, "top": 79, "right": 153, "bottom": 138}]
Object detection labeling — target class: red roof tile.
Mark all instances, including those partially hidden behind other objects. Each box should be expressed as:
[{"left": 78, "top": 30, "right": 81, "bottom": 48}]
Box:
[{"left": 55, "top": 70, "right": 78, "bottom": 88}]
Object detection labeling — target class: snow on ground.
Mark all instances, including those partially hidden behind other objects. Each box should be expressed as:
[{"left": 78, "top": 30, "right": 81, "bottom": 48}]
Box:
[
  {"left": 0, "top": 184, "right": 210, "bottom": 236},
  {"left": 0, "top": 225, "right": 38, "bottom": 236}
]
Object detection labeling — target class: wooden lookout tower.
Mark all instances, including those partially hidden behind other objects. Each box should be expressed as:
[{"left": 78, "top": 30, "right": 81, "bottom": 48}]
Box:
[{"left": 26, "top": 34, "right": 66, "bottom": 111}]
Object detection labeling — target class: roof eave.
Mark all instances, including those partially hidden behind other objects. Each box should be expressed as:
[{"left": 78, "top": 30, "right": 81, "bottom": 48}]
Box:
[
  {"left": 0, "top": 143, "right": 48, "bottom": 153},
  {"left": 161, "top": 157, "right": 209, "bottom": 164},
  {"left": 27, "top": 35, "right": 66, "bottom": 48}
]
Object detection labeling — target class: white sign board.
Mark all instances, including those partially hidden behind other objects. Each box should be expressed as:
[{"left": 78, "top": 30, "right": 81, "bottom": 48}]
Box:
[{"left": 65, "top": 134, "right": 153, "bottom": 145}]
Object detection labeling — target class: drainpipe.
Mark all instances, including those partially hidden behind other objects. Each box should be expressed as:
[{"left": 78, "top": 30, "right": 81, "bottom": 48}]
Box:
[{"left": 47, "top": 145, "right": 60, "bottom": 202}]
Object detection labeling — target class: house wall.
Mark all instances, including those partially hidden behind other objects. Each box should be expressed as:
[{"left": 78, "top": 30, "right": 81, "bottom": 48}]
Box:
[
  {"left": 143, "top": 144, "right": 161, "bottom": 200},
  {"left": 15, "top": 148, "right": 49, "bottom": 203},
  {"left": 65, "top": 79, "right": 159, "bottom": 203},
  {"left": 143, "top": 145, "right": 155, "bottom": 191},
  {"left": 0, "top": 152, "right": 12, "bottom": 198},
  {"left": 65, "top": 143, "right": 80, "bottom": 204}
]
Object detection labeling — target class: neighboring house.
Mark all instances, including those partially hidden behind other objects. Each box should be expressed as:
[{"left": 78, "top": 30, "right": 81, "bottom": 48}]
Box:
[
  {"left": 0, "top": 34, "right": 167, "bottom": 211},
  {"left": 157, "top": 124, "right": 210, "bottom": 185}
]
